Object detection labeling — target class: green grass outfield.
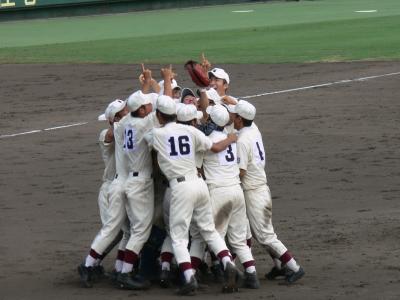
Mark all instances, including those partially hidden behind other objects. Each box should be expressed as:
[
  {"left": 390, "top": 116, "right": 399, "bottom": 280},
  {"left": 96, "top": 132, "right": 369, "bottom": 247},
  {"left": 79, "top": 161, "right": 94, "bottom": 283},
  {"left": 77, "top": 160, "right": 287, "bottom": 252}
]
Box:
[{"left": 0, "top": 0, "right": 400, "bottom": 63}]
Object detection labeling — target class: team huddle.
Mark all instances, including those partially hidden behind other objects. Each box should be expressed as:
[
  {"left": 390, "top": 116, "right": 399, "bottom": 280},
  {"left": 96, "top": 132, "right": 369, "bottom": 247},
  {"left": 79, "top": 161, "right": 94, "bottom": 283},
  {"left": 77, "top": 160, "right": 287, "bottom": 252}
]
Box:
[{"left": 78, "top": 57, "right": 305, "bottom": 295}]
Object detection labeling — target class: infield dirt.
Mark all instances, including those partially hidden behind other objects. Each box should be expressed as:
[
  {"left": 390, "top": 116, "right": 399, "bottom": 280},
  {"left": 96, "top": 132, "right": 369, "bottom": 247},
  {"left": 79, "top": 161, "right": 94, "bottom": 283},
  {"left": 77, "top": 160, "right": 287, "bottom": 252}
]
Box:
[{"left": 0, "top": 61, "right": 399, "bottom": 299}]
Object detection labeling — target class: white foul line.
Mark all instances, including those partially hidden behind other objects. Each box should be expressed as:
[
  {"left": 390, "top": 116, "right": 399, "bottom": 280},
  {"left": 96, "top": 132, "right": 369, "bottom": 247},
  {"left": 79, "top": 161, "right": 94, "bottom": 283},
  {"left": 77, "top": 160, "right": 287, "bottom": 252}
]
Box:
[
  {"left": 43, "top": 122, "right": 88, "bottom": 131},
  {"left": 0, "top": 122, "right": 88, "bottom": 139},
  {"left": 1, "top": 71, "right": 399, "bottom": 139},
  {"left": 241, "top": 71, "right": 400, "bottom": 99}
]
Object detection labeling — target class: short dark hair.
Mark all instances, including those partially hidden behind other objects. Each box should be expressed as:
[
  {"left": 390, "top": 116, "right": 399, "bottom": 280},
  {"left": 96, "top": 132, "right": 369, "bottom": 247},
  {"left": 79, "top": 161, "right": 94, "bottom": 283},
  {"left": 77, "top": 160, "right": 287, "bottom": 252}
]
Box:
[
  {"left": 156, "top": 109, "right": 176, "bottom": 123},
  {"left": 177, "top": 120, "right": 193, "bottom": 126},
  {"left": 242, "top": 118, "right": 253, "bottom": 127},
  {"left": 131, "top": 105, "right": 145, "bottom": 118}
]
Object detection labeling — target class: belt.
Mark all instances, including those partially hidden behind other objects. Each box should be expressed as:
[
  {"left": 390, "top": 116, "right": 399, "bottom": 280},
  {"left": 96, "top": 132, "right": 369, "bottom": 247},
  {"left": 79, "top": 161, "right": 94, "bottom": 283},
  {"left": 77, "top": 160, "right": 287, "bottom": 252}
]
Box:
[
  {"left": 129, "top": 171, "right": 153, "bottom": 179},
  {"left": 169, "top": 173, "right": 201, "bottom": 188}
]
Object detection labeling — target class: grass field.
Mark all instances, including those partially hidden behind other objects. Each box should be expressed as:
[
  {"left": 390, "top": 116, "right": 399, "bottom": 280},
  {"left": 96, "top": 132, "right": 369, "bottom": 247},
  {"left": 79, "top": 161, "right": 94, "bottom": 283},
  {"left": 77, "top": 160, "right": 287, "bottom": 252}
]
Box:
[{"left": 0, "top": 0, "right": 400, "bottom": 63}]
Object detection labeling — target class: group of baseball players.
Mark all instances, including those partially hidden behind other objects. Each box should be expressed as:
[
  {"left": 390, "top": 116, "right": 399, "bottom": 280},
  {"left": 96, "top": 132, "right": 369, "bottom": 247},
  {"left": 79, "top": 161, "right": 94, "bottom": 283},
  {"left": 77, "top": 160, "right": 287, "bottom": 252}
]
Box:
[{"left": 77, "top": 56, "right": 305, "bottom": 295}]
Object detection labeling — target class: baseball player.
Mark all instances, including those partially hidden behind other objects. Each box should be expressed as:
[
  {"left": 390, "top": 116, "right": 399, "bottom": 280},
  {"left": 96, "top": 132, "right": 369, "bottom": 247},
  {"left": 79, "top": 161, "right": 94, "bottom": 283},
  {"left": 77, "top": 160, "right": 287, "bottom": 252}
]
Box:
[
  {"left": 232, "top": 100, "right": 305, "bottom": 284},
  {"left": 145, "top": 95, "right": 242, "bottom": 295},
  {"left": 192, "top": 104, "right": 260, "bottom": 289},
  {"left": 78, "top": 99, "right": 131, "bottom": 288}
]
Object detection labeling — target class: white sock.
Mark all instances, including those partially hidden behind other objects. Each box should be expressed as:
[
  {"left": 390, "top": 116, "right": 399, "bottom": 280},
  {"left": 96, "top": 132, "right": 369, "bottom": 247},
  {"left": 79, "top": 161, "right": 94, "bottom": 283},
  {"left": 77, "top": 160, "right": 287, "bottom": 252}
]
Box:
[
  {"left": 183, "top": 269, "right": 194, "bottom": 283},
  {"left": 221, "top": 256, "right": 232, "bottom": 270},
  {"left": 85, "top": 255, "right": 97, "bottom": 267},
  {"left": 245, "top": 266, "right": 256, "bottom": 273},
  {"left": 285, "top": 258, "right": 300, "bottom": 272},
  {"left": 115, "top": 259, "right": 123, "bottom": 272},
  {"left": 161, "top": 262, "right": 170, "bottom": 271},
  {"left": 121, "top": 262, "right": 134, "bottom": 274}
]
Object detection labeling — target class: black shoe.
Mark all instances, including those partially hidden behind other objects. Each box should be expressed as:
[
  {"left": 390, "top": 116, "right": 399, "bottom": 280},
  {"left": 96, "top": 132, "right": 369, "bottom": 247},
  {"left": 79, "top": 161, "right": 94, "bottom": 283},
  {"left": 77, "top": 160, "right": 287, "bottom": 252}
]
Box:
[
  {"left": 106, "top": 269, "right": 120, "bottom": 283},
  {"left": 243, "top": 271, "right": 260, "bottom": 289},
  {"left": 77, "top": 264, "right": 93, "bottom": 288},
  {"left": 265, "top": 266, "right": 287, "bottom": 280},
  {"left": 222, "top": 263, "right": 242, "bottom": 293},
  {"left": 210, "top": 264, "right": 224, "bottom": 283},
  {"left": 285, "top": 267, "right": 305, "bottom": 284},
  {"left": 160, "top": 269, "right": 171, "bottom": 288},
  {"left": 117, "top": 272, "right": 151, "bottom": 290},
  {"left": 176, "top": 275, "right": 198, "bottom": 296},
  {"left": 92, "top": 265, "right": 105, "bottom": 280}
]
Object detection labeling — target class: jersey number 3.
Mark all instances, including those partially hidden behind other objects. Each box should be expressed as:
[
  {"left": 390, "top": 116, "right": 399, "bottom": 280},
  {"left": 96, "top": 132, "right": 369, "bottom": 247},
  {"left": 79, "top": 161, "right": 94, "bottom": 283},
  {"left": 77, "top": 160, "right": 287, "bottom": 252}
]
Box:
[{"left": 168, "top": 135, "right": 191, "bottom": 156}]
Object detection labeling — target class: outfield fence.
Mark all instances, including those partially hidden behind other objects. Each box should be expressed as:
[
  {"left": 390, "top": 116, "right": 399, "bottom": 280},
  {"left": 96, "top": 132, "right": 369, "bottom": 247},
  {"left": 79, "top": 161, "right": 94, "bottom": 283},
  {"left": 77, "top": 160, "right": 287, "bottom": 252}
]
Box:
[{"left": 0, "top": 0, "right": 271, "bottom": 21}]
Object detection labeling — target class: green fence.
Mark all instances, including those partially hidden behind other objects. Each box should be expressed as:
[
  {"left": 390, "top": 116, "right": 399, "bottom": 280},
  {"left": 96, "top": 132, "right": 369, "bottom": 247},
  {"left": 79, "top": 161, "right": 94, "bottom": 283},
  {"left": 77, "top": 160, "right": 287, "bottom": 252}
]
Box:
[{"left": 0, "top": 0, "right": 266, "bottom": 21}]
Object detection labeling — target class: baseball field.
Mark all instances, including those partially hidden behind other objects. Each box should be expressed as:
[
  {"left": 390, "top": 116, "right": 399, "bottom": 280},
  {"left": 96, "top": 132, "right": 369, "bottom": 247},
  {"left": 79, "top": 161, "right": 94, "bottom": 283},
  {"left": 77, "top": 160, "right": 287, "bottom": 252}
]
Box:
[{"left": 1, "top": 0, "right": 400, "bottom": 299}]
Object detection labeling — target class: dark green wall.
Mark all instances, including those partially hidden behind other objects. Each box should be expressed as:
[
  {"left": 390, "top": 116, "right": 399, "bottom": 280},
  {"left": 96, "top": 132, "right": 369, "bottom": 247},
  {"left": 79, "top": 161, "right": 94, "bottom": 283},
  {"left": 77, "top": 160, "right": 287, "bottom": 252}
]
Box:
[{"left": 0, "top": 0, "right": 267, "bottom": 21}]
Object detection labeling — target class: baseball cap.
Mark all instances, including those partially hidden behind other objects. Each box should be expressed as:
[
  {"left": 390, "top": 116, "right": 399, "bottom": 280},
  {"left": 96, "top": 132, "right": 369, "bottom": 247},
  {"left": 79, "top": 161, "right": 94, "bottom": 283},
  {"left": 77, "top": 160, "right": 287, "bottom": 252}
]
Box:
[
  {"left": 157, "top": 95, "right": 176, "bottom": 115},
  {"left": 176, "top": 103, "right": 203, "bottom": 122},
  {"left": 105, "top": 99, "right": 126, "bottom": 122},
  {"left": 158, "top": 79, "right": 179, "bottom": 95},
  {"left": 206, "top": 104, "right": 229, "bottom": 127},
  {"left": 180, "top": 88, "right": 196, "bottom": 103},
  {"left": 206, "top": 88, "right": 221, "bottom": 105},
  {"left": 231, "top": 100, "right": 256, "bottom": 121},
  {"left": 127, "top": 90, "right": 154, "bottom": 112},
  {"left": 208, "top": 68, "right": 230, "bottom": 84}
]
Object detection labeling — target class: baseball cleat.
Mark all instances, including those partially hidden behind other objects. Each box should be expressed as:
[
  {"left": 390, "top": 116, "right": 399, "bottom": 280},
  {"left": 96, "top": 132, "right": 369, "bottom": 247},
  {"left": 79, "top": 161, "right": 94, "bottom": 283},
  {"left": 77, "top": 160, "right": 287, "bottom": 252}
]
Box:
[
  {"left": 77, "top": 263, "right": 94, "bottom": 288},
  {"left": 176, "top": 275, "right": 198, "bottom": 296},
  {"left": 210, "top": 264, "right": 225, "bottom": 283},
  {"left": 285, "top": 267, "right": 305, "bottom": 284},
  {"left": 117, "top": 272, "right": 151, "bottom": 290},
  {"left": 159, "top": 269, "right": 171, "bottom": 288},
  {"left": 242, "top": 271, "right": 260, "bottom": 289},
  {"left": 92, "top": 265, "right": 105, "bottom": 280},
  {"left": 222, "top": 262, "right": 242, "bottom": 293},
  {"left": 265, "top": 266, "right": 287, "bottom": 280}
]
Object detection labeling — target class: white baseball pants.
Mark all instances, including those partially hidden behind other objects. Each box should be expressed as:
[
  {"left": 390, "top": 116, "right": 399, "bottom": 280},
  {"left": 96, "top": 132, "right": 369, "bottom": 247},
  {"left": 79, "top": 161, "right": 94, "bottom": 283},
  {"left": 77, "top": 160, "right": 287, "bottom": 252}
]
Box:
[
  {"left": 169, "top": 176, "right": 228, "bottom": 265},
  {"left": 244, "top": 184, "right": 287, "bottom": 257},
  {"left": 124, "top": 176, "right": 154, "bottom": 254}
]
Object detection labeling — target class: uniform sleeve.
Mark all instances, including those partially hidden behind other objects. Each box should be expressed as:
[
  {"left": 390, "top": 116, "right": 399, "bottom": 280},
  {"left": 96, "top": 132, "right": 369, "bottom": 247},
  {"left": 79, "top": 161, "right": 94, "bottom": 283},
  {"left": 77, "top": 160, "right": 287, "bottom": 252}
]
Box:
[
  {"left": 237, "top": 139, "right": 250, "bottom": 170},
  {"left": 191, "top": 127, "right": 213, "bottom": 152},
  {"left": 143, "top": 129, "right": 154, "bottom": 149},
  {"left": 99, "top": 129, "right": 113, "bottom": 147}
]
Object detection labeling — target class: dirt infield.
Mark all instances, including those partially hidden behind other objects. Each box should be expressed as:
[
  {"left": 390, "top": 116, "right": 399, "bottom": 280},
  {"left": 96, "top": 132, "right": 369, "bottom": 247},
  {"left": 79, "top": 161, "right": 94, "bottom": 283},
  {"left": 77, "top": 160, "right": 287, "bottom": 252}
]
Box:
[{"left": 0, "top": 61, "right": 399, "bottom": 300}]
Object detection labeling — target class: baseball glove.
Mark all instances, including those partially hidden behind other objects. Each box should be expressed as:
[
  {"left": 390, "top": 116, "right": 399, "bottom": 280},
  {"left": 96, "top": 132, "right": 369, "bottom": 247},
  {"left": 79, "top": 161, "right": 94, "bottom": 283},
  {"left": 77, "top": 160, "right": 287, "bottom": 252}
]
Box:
[{"left": 184, "top": 60, "right": 210, "bottom": 87}]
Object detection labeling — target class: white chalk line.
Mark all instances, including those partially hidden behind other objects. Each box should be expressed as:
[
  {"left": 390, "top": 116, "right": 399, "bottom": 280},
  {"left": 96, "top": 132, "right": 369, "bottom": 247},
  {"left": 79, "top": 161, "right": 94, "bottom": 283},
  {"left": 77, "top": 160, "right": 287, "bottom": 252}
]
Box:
[
  {"left": 0, "top": 122, "right": 88, "bottom": 139},
  {"left": 1, "top": 71, "right": 399, "bottom": 140},
  {"left": 240, "top": 71, "right": 400, "bottom": 99}
]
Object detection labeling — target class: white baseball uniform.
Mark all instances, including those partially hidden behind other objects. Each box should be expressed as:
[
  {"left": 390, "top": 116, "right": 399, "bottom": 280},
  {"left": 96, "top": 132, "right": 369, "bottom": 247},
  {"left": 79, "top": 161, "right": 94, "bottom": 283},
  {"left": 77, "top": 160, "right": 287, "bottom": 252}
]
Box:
[
  {"left": 91, "top": 117, "right": 129, "bottom": 255},
  {"left": 97, "top": 129, "right": 116, "bottom": 225},
  {"left": 121, "top": 112, "right": 159, "bottom": 256},
  {"left": 199, "top": 130, "right": 254, "bottom": 265},
  {"left": 146, "top": 122, "right": 230, "bottom": 268},
  {"left": 236, "top": 125, "right": 288, "bottom": 258}
]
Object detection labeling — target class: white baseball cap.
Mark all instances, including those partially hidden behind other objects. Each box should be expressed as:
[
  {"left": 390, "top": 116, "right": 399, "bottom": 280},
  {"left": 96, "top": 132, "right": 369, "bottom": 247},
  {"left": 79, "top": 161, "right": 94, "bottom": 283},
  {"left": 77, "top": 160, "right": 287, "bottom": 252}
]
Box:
[
  {"left": 158, "top": 79, "right": 179, "bottom": 95},
  {"left": 208, "top": 68, "right": 230, "bottom": 84},
  {"left": 157, "top": 95, "right": 176, "bottom": 115},
  {"left": 206, "top": 88, "right": 221, "bottom": 105},
  {"left": 176, "top": 103, "right": 203, "bottom": 122},
  {"left": 105, "top": 99, "right": 126, "bottom": 122},
  {"left": 206, "top": 104, "right": 229, "bottom": 127},
  {"left": 232, "top": 100, "right": 256, "bottom": 120},
  {"left": 127, "top": 90, "right": 155, "bottom": 112}
]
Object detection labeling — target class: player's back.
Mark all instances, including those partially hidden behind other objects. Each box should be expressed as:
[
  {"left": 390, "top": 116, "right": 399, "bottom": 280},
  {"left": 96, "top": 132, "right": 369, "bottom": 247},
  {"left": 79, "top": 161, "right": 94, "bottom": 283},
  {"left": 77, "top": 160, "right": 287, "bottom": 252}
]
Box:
[
  {"left": 122, "top": 113, "right": 157, "bottom": 178},
  {"left": 202, "top": 130, "right": 240, "bottom": 188},
  {"left": 237, "top": 125, "right": 267, "bottom": 190},
  {"left": 152, "top": 122, "right": 211, "bottom": 181}
]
